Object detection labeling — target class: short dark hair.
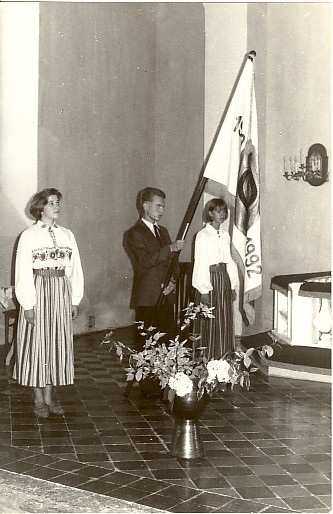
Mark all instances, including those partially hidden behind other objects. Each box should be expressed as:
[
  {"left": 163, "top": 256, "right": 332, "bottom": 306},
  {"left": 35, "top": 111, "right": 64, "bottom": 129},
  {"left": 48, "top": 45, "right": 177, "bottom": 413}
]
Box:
[
  {"left": 29, "top": 188, "right": 63, "bottom": 220},
  {"left": 136, "top": 187, "right": 166, "bottom": 214},
  {"left": 203, "top": 198, "right": 228, "bottom": 224}
]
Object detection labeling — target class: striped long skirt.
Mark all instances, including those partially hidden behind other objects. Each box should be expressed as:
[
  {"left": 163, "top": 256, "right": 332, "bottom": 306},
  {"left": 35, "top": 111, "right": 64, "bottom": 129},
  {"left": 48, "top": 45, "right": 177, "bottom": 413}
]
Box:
[
  {"left": 13, "top": 273, "right": 74, "bottom": 388},
  {"left": 194, "top": 263, "right": 234, "bottom": 360}
]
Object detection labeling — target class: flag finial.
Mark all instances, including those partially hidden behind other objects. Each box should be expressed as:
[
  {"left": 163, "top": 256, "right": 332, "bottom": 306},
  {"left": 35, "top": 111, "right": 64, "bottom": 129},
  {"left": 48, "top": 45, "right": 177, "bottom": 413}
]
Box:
[{"left": 248, "top": 51, "right": 256, "bottom": 61}]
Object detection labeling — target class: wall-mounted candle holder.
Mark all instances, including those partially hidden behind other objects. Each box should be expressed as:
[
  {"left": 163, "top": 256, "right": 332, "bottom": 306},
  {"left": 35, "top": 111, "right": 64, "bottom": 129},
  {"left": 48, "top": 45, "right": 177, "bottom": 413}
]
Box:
[{"left": 283, "top": 143, "right": 329, "bottom": 186}]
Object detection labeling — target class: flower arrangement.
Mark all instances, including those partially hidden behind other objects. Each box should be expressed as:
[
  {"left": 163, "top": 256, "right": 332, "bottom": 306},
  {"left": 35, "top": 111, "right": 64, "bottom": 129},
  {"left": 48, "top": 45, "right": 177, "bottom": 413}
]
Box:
[{"left": 101, "top": 302, "right": 275, "bottom": 402}]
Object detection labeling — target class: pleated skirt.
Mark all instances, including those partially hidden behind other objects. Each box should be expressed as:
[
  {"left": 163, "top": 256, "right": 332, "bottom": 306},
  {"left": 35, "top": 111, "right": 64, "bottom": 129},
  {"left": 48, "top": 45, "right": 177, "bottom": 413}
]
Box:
[
  {"left": 13, "top": 273, "right": 74, "bottom": 388},
  {"left": 194, "top": 263, "right": 234, "bottom": 360}
]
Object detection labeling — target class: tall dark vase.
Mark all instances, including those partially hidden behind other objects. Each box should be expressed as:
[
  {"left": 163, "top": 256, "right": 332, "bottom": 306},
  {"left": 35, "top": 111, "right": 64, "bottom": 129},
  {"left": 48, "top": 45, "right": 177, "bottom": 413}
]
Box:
[{"left": 170, "top": 385, "right": 210, "bottom": 460}]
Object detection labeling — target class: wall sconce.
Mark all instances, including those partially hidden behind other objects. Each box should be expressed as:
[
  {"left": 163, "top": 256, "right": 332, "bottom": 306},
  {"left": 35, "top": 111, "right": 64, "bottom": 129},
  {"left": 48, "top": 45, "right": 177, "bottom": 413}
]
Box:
[{"left": 283, "top": 143, "right": 329, "bottom": 186}]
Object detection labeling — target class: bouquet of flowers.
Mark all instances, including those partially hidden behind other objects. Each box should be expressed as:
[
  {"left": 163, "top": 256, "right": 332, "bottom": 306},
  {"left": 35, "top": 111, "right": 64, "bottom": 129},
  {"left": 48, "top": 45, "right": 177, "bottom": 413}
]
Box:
[{"left": 101, "top": 302, "right": 274, "bottom": 401}]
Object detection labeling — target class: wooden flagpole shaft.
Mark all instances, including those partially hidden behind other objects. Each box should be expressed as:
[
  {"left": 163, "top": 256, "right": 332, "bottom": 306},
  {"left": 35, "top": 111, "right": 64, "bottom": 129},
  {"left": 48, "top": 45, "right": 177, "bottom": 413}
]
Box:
[{"left": 150, "top": 175, "right": 208, "bottom": 325}]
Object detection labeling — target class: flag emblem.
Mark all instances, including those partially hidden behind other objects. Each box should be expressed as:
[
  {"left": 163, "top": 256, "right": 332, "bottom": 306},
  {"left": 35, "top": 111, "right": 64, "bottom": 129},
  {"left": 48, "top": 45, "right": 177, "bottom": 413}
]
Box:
[{"left": 203, "top": 53, "right": 262, "bottom": 324}]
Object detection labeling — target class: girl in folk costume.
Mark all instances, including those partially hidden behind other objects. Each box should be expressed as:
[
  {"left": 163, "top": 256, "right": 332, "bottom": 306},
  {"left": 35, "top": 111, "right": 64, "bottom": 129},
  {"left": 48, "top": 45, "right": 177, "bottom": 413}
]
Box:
[
  {"left": 192, "top": 198, "right": 238, "bottom": 360},
  {"left": 14, "top": 188, "right": 84, "bottom": 417}
]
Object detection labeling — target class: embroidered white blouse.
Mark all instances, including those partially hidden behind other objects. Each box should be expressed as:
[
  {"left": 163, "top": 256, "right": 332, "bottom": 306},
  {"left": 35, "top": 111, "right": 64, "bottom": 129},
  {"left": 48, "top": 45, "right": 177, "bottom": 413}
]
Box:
[
  {"left": 192, "top": 223, "right": 239, "bottom": 295},
  {"left": 15, "top": 220, "right": 84, "bottom": 310}
]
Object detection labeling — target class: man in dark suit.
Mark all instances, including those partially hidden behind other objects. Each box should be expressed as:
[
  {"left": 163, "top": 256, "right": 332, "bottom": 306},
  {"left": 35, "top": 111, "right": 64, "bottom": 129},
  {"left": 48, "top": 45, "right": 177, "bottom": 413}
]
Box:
[{"left": 126, "top": 187, "right": 186, "bottom": 342}]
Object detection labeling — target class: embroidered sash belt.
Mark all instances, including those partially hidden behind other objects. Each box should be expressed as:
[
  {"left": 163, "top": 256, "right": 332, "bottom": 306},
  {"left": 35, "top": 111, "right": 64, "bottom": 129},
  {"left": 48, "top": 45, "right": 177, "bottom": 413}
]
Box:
[
  {"left": 209, "top": 263, "right": 226, "bottom": 272},
  {"left": 33, "top": 268, "right": 65, "bottom": 277}
]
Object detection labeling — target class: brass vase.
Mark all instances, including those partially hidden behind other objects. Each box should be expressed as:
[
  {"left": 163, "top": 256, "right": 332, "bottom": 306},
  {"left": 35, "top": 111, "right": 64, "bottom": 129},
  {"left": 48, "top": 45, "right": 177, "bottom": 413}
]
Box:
[{"left": 170, "top": 384, "right": 210, "bottom": 460}]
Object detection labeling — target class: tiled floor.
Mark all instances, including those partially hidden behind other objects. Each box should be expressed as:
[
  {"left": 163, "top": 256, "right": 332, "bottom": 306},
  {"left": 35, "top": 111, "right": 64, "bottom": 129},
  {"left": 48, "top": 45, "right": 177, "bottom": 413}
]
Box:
[{"left": 0, "top": 329, "right": 331, "bottom": 513}]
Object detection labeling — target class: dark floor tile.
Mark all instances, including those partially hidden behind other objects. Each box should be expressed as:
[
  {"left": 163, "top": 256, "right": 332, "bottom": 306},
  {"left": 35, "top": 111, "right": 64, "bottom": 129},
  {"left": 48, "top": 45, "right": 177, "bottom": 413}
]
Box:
[
  {"left": 75, "top": 464, "right": 111, "bottom": 478},
  {"left": 250, "top": 464, "right": 290, "bottom": 476},
  {"left": 209, "top": 455, "right": 244, "bottom": 467},
  {"left": 259, "top": 506, "right": 295, "bottom": 513},
  {"left": 43, "top": 445, "right": 75, "bottom": 455},
  {"left": 272, "top": 454, "right": 310, "bottom": 465},
  {"left": 261, "top": 446, "right": 295, "bottom": 456},
  {"left": 261, "top": 474, "right": 297, "bottom": 486},
  {"left": 146, "top": 458, "right": 182, "bottom": 470},
  {"left": 190, "top": 475, "right": 230, "bottom": 489},
  {"left": 137, "top": 493, "right": 182, "bottom": 509},
  {"left": 240, "top": 455, "right": 275, "bottom": 466},
  {"left": 100, "top": 471, "right": 141, "bottom": 485},
  {"left": 114, "top": 460, "right": 148, "bottom": 471},
  {"left": 234, "top": 485, "right": 276, "bottom": 499},
  {"left": 194, "top": 491, "right": 234, "bottom": 508},
  {"left": 217, "top": 466, "right": 254, "bottom": 476},
  {"left": 226, "top": 475, "right": 267, "bottom": 488},
  {"left": 293, "top": 472, "right": 331, "bottom": 485},
  {"left": 303, "top": 482, "right": 332, "bottom": 496},
  {"left": 168, "top": 501, "right": 215, "bottom": 512},
  {"left": 213, "top": 498, "right": 269, "bottom": 512},
  {"left": 106, "top": 485, "right": 149, "bottom": 501},
  {"left": 46, "top": 459, "right": 85, "bottom": 472},
  {"left": 76, "top": 453, "right": 110, "bottom": 462},
  {"left": 129, "top": 477, "right": 168, "bottom": 494},
  {"left": 282, "top": 495, "right": 327, "bottom": 511},
  {"left": 121, "top": 421, "right": 151, "bottom": 429},
  {"left": 317, "top": 495, "right": 332, "bottom": 509},
  {"left": 52, "top": 452, "right": 79, "bottom": 461},
  {"left": 0, "top": 445, "right": 34, "bottom": 460},
  {"left": 23, "top": 454, "right": 60, "bottom": 466},
  {"left": 42, "top": 437, "right": 72, "bottom": 446},
  {"left": 300, "top": 453, "right": 331, "bottom": 463},
  {"left": 280, "top": 462, "right": 320, "bottom": 474},
  {"left": 269, "top": 484, "right": 312, "bottom": 498},
  {"left": 0, "top": 455, "right": 21, "bottom": 467},
  {"left": 152, "top": 468, "right": 189, "bottom": 480},
  {"left": 139, "top": 451, "right": 171, "bottom": 460},
  {"left": 25, "top": 466, "right": 63, "bottom": 480},
  {"left": 223, "top": 440, "right": 257, "bottom": 449},
  {"left": 12, "top": 439, "right": 43, "bottom": 447},
  {"left": 1, "top": 460, "right": 38, "bottom": 473},
  {"left": 103, "top": 443, "right": 135, "bottom": 452},
  {"left": 71, "top": 436, "right": 103, "bottom": 445},
  {"left": 50, "top": 472, "right": 90, "bottom": 487},
  {"left": 77, "top": 479, "right": 120, "bottom": 495},
  {"left": 107, "top": 451, "right": 143, "bottom": 462},
  {"left": 159, "top": 484, "right": 200, "bottom": 500}
]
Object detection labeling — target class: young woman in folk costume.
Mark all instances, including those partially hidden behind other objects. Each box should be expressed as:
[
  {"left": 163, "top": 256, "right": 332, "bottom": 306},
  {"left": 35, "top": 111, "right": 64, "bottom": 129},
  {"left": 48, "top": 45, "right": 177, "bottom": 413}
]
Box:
[
  {"left": 14, "top": 188, "right": 84, "bottom": 417},
  {"left": 192, "top": 198, "right": 238, "bottom": 359}
]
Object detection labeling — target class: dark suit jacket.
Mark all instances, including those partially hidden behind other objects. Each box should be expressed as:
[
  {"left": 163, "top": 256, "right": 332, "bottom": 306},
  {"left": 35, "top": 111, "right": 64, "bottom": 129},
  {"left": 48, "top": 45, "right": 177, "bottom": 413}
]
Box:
[{"left": 126, "top": 220, "right": 175, "bottom": 308}]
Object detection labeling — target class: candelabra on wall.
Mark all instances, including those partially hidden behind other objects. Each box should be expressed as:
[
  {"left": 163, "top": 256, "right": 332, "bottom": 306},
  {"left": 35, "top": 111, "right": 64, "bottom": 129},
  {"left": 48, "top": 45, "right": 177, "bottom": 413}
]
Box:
[{"left": 283, "top": 143, "right": 329, "bottom": 186}]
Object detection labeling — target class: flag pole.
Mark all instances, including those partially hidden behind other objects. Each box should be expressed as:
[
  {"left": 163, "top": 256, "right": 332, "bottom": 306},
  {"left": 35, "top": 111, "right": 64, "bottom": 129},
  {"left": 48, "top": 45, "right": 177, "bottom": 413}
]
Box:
[{"left": 150, "top": 50, "right": 256, "bottom": 325}]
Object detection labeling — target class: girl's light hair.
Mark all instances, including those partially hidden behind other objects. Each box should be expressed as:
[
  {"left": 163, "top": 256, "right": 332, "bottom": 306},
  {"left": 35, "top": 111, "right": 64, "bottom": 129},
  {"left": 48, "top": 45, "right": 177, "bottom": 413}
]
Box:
[{"left": 202, "top": 198, "right": 228, "bottom": 224}]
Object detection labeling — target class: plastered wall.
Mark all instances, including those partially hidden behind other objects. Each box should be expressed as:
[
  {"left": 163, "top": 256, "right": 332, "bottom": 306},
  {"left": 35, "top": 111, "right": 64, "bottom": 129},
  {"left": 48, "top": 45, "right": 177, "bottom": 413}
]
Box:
[
  {"left": 37, "top": 2, "right": 205, "bottom": 333},
  {"left": 0, "top": 2, "right": 330, "bottom": 341}
]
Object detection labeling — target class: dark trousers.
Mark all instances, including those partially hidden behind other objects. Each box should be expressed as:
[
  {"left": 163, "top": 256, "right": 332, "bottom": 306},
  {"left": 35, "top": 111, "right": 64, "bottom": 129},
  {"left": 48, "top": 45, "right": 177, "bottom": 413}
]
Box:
[{"left": 135, "top": 303, "right": 175, "bottom": 350}]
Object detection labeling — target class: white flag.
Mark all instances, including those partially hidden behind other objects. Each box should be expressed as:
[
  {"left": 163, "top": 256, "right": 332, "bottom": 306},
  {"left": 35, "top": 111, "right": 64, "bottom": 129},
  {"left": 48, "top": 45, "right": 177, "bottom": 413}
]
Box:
[{"left": 204, "top": 53, "right": 262, "bottom": 324}]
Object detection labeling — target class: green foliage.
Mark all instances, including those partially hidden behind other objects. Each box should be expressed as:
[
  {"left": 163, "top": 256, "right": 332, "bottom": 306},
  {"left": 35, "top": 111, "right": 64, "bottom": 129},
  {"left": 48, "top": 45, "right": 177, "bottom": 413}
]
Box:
[{"left": 101, "top": 303, "right": 276, "bottom": 399}]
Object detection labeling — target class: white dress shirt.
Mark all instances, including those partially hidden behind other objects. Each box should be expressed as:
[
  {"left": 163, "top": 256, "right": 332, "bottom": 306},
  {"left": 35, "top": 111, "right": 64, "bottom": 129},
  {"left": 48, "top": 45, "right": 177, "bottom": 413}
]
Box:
[
  {"left": 15, "top": 220, "right": 84, "bottom": 310},
  {"left": 192, "top": 223, "right": 239, "bottom": 294},
  {"left": 141, "top": 217, "right": 160, "bottom": 236}
]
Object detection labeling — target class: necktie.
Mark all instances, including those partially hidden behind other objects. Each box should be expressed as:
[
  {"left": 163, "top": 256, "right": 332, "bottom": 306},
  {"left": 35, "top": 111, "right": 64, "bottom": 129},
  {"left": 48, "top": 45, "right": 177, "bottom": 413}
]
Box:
[{"left": 154, "top": 225, "right": 162, "bottom": 246}]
